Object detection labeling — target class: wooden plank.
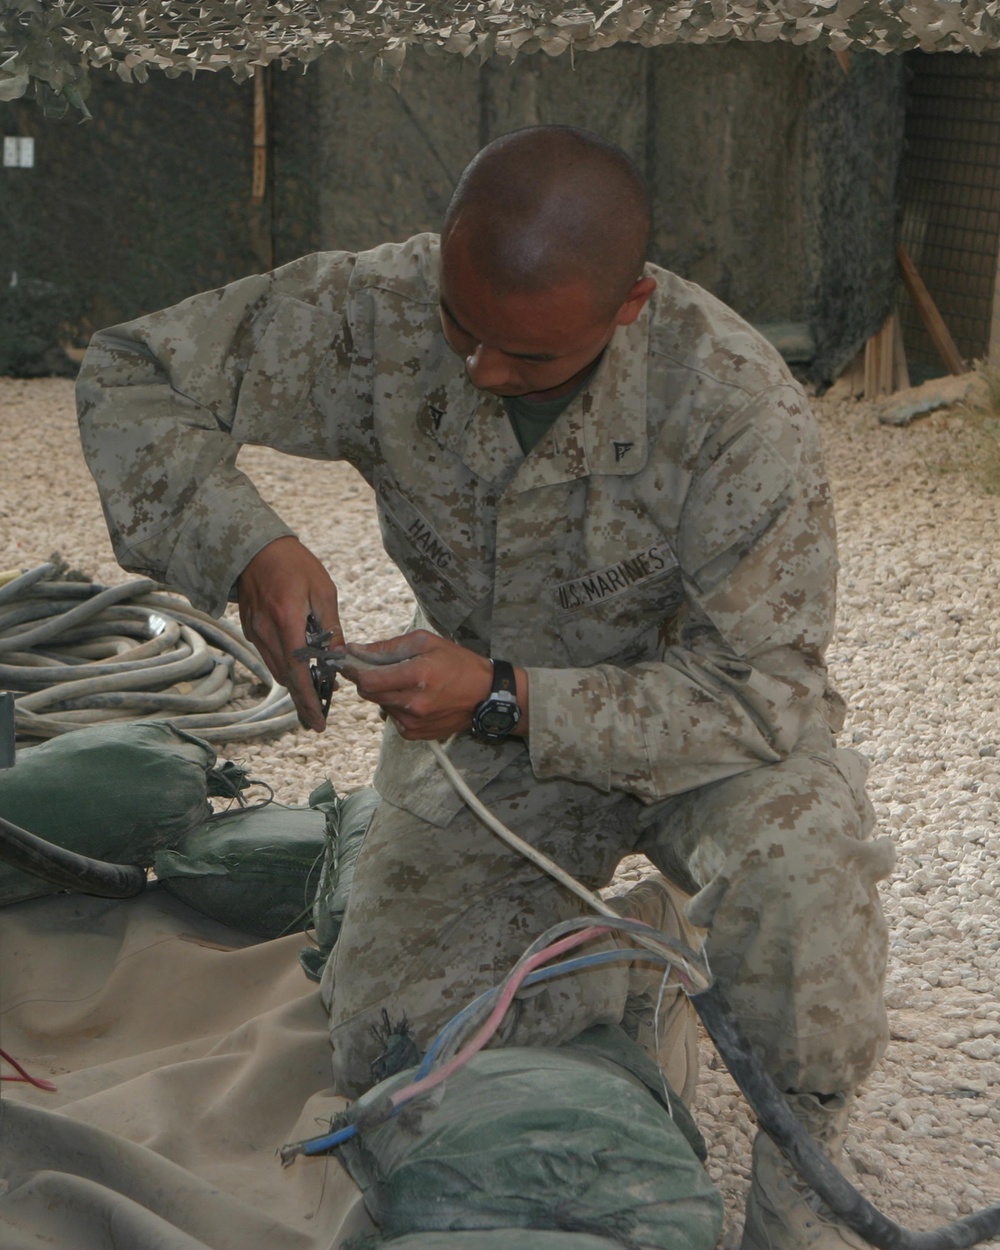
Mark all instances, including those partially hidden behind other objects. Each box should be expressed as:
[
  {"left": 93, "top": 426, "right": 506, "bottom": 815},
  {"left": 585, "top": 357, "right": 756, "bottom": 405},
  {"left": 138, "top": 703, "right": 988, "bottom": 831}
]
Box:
[
  {"left": 863, "top": 314, "right": 896, "bottom": 399},
  {"left": 879, "top": 315, "right": 894, "bottom": 395},
  {"left": 892, "top": 312, "right": 910, "bottom": 391},
  {"left": 863, "top": 330, "right": 877, "bottom": 399},
  {"left": 896, "top": 244, "right": 966, "bottom": 376}
]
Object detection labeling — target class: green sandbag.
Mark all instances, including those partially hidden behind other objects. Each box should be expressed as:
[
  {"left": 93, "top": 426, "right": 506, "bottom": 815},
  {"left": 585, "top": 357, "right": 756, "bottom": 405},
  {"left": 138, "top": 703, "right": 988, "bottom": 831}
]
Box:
[
  {"left": 300, "top": 781, "right": 379, "bottom": 980},
  {"left": 339, "top": 1044, "right": 723, "bottom": 1250},
  {"left": 155, "top": 781, "right": 379, "bottom": 943},
  {"left": 564, "top": 1023, "right": 706, "bottom": 1162},
  {"left": 0, "top": 722, "right": 217, "bottom": 907},
  {"left": 155, "top": 803, "right": 328, "bottom": 939}
]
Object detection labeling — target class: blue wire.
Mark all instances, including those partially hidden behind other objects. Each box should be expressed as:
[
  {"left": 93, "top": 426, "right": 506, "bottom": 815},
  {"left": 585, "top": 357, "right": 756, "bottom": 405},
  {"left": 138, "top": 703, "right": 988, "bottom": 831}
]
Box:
[
  {"left": 415, "top": 990, "right": 493, "bottom": 1079},
  {"left": 294, "top": 947, "right": 672, "bottom": 1157},
  {"left": 300, "top": 1122, "right": 358, "bottom": 1156},
  {"left": 416, "top": 947, "right": 667, "bottom": 1078}
]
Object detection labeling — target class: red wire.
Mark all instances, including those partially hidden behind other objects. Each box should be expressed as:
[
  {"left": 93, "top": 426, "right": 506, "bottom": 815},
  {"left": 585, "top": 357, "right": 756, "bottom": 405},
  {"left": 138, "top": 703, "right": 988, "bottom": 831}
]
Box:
[
  {"left": 0, "top": 1046, "right": 58, "bottom": 1092},
  {"left": 389, "top": 925, "right": 611, "bottom": 1112}
]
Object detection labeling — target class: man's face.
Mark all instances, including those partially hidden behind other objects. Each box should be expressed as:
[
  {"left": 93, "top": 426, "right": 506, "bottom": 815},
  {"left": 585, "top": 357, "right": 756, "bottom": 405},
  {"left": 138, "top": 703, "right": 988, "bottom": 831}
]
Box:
[{"left": 439, "top": 230, "right": 622, "bottom": 402}]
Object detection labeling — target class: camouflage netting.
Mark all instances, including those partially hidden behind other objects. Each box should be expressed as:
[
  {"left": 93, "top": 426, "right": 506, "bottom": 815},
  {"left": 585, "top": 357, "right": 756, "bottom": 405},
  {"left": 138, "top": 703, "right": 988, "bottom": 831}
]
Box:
[{"left": 2, "top": 1, "right": 999, "bottom": 116}]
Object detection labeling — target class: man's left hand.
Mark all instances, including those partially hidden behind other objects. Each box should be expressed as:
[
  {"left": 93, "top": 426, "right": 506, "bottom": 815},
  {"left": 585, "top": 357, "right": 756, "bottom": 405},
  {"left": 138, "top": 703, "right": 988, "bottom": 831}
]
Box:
[{"left": 339, "top": 631, "right": 527, "bottom": 740}]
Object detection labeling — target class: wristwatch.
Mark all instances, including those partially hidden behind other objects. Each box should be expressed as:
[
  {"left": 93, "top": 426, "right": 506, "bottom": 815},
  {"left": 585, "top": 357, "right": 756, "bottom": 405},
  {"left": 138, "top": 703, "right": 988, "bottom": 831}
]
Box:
[{"left": 471, "top": 659, "right": 521, "bottom": 742}]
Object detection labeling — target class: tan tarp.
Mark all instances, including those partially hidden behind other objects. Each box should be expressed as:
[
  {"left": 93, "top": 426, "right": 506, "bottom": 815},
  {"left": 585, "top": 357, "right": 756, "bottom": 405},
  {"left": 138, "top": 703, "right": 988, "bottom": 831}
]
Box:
[
  {"left": 0, "top": 886, "right": 373, "bottom": 1250},
  {"left": 3, "top": 2, "right": 1000, "bottom": 115}
]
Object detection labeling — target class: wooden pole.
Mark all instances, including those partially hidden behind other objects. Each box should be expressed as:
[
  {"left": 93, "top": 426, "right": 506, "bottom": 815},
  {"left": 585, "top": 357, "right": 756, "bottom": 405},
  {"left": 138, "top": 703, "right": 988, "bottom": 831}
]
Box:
[
  {"left": 863, "top": 329, "right": 877, "bottom": 399},
  {"left": 880, "top": 316, "right": 894, "bottom": 394},
  {"left": 252, "top": 69, "right": 267, "bottom": 206},
  {"left": 896, "top": 244, "right": 966, "bottom": 376}
]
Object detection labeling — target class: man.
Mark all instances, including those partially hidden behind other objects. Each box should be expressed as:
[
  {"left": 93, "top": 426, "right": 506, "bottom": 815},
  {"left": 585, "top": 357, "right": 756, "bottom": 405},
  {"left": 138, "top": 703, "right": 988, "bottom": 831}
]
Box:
[{"left": 78, "top": 125, "right": 894, "bottom": 1249}]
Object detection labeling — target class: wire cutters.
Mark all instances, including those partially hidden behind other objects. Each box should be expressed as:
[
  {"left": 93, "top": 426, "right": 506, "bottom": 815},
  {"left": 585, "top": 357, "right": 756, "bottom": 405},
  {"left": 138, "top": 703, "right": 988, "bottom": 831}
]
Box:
[{"left": 297, "top": 613, "right": 338, "bottom": 717}]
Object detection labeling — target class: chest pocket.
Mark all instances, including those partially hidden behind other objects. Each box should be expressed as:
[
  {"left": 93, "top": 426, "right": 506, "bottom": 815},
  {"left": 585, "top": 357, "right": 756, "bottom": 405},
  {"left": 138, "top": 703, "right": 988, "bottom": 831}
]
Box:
[
  {"left": 375, "top": 475, "right": 492, "bottom": 638},
  {"left": 555, "top": 546, "right": 685, "bottom": 667}
]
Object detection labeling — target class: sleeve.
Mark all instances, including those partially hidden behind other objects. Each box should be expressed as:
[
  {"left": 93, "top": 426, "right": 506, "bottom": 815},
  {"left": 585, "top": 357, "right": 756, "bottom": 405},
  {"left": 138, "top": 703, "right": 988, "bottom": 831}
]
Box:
[
  {"left": 525, "top": 384, "right": 839, "bottom": 802},
  {"left": 76, "top": 251, "right": 372, "bottom": 617}
]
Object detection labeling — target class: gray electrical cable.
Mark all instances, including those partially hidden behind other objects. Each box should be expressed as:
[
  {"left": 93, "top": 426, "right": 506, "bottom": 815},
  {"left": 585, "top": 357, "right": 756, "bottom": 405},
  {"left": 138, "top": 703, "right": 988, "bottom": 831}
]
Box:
[
  {"left": 691, "top": 983, "right": 1000, "bottom": 1250},
  {"left": 0, "top": 566, "right": 298, "bottom": 742}
]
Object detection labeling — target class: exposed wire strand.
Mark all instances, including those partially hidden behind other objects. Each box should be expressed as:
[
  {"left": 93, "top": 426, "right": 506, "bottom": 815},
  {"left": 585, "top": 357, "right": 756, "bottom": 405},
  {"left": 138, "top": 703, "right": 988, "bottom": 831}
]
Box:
[{"left": 0, "top": 1046, "right": 57, "bottom": 1092}]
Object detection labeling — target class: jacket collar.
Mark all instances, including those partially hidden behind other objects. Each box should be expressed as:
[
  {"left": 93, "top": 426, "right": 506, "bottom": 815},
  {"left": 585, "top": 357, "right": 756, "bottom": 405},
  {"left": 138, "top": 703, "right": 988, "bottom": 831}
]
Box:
[
  {"left": 414, "top": 369, "right": 519, "bottom": 484},
  {"left": 510, "top": 303, "right": 650, "bottom": 493},
  {"left": 415, "top": 290, "right": 651, "bottom": 490}
]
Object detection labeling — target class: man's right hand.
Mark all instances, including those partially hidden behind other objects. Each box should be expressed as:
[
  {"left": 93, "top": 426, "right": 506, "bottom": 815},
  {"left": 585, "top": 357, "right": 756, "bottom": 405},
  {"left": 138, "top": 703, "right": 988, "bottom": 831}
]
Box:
[{"left": 237, "top": 535, "right": 343, "bottom": 732}]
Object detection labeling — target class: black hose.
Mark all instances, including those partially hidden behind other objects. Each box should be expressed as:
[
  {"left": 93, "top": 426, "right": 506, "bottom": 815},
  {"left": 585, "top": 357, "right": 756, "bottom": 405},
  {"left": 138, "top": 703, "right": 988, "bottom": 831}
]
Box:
[
  {"left": 0, "top": 814, "right": 147, "bottom": 899},
  {"left": 691, "top": 981, "right": 1000, "bottom": 1250}
]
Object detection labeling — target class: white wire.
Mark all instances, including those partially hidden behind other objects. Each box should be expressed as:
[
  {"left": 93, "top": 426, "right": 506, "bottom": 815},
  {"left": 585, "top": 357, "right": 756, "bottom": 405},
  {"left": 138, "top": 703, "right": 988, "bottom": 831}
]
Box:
[
  {"left": 427, "top": 739, "right": 620, "bottom": 918},
  {"left": 426, "top": 738, "right": 711, "bottom": 990},
  {"left": 653, "top": 965, "right": 675, "bottom": 1120}
]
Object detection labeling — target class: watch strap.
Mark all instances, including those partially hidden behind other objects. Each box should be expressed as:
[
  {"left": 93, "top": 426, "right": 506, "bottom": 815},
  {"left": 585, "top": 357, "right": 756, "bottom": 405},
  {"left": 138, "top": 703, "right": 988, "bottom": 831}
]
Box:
[
  {"left": 490, "top": 658, "right": 517, "bottom": 698},
  {"left": 471, "top": 658, "right": 521, "bottom": 741}
]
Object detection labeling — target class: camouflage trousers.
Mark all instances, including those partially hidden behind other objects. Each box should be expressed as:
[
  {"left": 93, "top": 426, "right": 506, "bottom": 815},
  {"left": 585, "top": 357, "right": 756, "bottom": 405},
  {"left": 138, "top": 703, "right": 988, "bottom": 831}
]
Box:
[{"left": 321, "top": 718, "right": 894, "bottom": 1099}]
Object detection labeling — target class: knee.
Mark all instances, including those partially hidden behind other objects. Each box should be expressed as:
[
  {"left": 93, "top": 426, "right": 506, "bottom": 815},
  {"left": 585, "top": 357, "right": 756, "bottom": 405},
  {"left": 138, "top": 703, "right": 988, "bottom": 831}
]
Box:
[
  {"left": 705, "top": 801, "right": 893, "bottom": 948},
  {"left": 692, "top": 752, "right": 892, "bottom": 905}
]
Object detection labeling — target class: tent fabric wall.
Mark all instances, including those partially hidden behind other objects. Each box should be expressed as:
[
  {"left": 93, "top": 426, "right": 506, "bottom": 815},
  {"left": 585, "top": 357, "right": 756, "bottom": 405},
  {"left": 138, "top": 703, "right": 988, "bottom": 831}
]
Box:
[
  {"left": 0, "top": 66, "right": 316, "bottom": 374},
  {"left": 1, "top": 42, "right": 903, "bottom": 385}
]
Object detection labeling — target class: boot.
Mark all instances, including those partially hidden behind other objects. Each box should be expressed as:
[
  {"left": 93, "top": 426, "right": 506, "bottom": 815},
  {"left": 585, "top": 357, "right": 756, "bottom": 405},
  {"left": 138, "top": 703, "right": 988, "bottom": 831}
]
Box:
[
  {"left": 741, "top": 1091, "right": 867, "bottom": 1250},
  {"left": 606, "top": 872, "right": 702, "bottom": 1105}
]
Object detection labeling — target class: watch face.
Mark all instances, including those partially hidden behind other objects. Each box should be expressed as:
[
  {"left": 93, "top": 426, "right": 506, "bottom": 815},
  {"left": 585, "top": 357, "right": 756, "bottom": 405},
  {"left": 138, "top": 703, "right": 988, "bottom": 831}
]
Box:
[
  {"left": 477, "top": 700, "right": 519, "bottom": 735},
  {"left": 473, "top": 689, "right": 520, "bottom": 739}
]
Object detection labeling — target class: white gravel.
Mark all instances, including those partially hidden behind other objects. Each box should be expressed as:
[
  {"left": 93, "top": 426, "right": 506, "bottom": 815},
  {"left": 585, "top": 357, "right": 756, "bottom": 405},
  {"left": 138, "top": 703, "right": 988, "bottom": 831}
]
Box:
[{"left": 2, "top": 375, "right": 999, "bottom": 1240}]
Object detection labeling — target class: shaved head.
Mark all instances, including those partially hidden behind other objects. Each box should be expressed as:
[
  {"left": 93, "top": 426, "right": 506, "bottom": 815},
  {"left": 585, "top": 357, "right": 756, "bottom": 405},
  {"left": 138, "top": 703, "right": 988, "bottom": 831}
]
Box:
[{"left": 442, "top": 125, "right": 651, "bottom": 319}]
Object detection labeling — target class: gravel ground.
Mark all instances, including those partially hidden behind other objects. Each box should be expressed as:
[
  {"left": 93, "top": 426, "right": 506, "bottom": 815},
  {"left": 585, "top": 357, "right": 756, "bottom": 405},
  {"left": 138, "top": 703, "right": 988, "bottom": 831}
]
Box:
[{"left": 2, "top": 375, "right": 999, "bottom": 1240}]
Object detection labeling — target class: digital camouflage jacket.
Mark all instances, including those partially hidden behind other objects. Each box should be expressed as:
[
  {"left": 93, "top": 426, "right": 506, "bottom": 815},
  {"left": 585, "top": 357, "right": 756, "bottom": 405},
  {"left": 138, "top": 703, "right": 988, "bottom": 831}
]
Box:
[{"left": 78, "top": 233, "right": 840, "bottom": 825}]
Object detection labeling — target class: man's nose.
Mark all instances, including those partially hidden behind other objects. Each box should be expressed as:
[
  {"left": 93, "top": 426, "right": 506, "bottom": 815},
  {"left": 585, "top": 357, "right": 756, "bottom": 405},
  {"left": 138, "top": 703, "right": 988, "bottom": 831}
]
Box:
[{"left": 465, "top": 344, "right": 511, "bottom": 391}]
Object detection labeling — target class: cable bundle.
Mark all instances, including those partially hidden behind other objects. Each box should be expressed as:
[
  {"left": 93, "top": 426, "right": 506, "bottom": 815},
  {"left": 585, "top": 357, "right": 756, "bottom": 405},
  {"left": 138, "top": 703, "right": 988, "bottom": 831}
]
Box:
[
  {"left": 281, "top": 912, "right": 710, "bottom": 1163},
  {"left": 0, "top": 562, "right": 297, "bottom": 742}
]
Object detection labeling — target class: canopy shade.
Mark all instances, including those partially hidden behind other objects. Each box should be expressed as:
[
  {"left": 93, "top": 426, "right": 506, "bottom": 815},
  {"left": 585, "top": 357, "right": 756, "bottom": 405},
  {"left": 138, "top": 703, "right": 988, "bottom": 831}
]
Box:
[{"left": 2, "top": 1, "right": 999, "bottom": 115}]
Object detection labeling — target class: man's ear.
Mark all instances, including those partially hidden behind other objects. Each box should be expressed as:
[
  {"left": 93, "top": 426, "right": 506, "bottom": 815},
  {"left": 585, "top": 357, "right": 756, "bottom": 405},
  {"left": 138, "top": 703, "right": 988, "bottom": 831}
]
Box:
[{"left": 614, "top": 276, "right": 657, "bottom": 327}]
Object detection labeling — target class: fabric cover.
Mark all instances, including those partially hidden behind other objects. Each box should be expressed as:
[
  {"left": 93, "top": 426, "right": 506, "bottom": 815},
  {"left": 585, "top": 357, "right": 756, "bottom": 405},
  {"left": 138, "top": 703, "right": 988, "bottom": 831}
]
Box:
[
  {"left": 302, "top": 782, "right": 379, "bottom": 980},
  {"left": 0, "top": 879, "right": 723, "bottom": 1250},
  {"left": 0, "top": 884, "right": 372, "bottom": 1249},
  {"left": 339, "top": 1046, "right": 723, "bottom": 1249}
]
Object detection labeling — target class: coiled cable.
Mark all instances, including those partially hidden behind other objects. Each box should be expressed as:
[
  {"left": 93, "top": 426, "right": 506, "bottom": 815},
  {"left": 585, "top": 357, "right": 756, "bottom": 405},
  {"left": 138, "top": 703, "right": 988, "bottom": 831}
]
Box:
[{"left": 0, "top": 563, "right": 297, "bottom": 742}]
